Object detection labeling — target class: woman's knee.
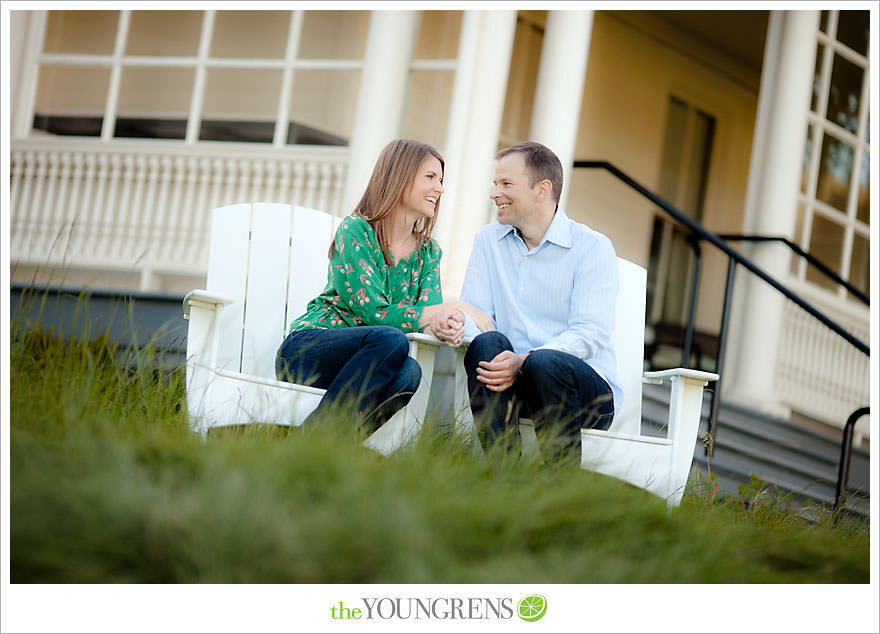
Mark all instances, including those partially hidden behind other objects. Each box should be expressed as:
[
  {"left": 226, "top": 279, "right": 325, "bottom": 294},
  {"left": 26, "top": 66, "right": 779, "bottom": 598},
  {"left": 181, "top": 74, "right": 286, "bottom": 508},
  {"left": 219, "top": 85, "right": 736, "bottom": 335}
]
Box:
[
  {"left": 365, "top": 326, "right": 410, "bottom": 358},
  {"left": 399, "top": 356, "right": 422, "bottom": 392}
]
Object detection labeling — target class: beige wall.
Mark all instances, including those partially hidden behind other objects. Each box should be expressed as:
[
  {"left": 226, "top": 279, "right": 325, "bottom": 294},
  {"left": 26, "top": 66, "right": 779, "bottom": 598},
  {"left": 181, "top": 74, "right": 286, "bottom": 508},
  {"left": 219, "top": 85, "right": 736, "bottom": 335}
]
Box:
[{"left": 568, "top": 12, "right": 758, "bottom": 334}]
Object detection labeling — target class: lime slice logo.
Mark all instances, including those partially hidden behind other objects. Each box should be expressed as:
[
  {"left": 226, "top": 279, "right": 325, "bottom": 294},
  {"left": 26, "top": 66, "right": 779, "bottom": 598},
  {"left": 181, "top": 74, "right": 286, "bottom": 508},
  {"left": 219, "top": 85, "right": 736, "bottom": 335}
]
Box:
[{"left": 517, "top": 594, "right": 547, "bottom": 622}]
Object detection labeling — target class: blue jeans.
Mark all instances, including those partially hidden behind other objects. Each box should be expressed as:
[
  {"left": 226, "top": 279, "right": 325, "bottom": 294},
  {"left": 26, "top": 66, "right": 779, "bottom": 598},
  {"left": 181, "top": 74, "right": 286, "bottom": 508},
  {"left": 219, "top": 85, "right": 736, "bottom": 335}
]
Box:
[
  {"left": 464, "top": 331, "right": 614, "bottom": 455},
  {"left": 275, "top": 326, "right": 421, "bottom": 431}
]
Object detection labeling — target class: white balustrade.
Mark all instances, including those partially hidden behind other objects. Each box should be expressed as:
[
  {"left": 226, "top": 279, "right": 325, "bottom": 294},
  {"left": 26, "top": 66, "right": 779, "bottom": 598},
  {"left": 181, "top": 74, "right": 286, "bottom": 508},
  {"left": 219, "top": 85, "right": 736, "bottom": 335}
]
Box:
[
  {"left": 9, "top": 138, "right": 349, "bottom": 288},
  {"left": 775, "top": 284, "right": 870, "bottom": 437}
]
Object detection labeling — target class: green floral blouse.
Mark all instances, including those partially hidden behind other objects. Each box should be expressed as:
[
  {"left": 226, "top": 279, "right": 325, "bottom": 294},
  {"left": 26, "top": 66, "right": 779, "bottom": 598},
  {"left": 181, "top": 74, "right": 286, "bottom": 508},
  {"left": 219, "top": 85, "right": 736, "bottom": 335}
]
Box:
[{"left": 289, "top": 215, "right": 443, "bottom": 333}]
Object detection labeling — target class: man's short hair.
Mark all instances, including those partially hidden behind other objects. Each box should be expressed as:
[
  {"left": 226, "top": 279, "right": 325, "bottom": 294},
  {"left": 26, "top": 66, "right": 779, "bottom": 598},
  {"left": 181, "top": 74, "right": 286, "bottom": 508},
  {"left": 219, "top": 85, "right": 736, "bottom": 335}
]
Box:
[{"left": 497, "top": 141, "right": 563, "bottom": 203}]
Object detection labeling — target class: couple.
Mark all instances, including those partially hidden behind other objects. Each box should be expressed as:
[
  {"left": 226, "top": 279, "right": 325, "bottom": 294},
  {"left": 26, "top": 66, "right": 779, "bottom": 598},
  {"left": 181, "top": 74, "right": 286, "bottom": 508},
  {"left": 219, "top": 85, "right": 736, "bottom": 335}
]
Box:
[{"left": 275, "top": 138, "right": 620, "bottom": 457}]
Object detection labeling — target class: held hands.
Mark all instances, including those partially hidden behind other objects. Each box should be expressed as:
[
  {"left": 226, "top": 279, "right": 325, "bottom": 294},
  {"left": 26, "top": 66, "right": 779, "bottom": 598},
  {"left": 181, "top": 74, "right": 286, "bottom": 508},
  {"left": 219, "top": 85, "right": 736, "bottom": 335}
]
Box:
[
  {"left": 419, "top": 301, "right": 495, "bottom": 346},
  {"left": 476, "top": 350, "right": 528, "bottom": 392},
  {"left": 433, "top": 309, "right": 465, "bottom": 346},
  {"left": 421, "top": 304, "right": 465, "bottom": 346}
]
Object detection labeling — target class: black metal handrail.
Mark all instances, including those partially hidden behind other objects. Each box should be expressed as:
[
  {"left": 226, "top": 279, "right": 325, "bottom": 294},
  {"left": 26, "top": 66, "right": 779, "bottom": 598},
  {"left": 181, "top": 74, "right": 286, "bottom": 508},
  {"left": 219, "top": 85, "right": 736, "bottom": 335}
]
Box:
[
  {"left": 833, "top": 407, "right": 870, "bottom": 522},
  {"left": 574, "top": 161, "right": 868, "bottom": 356},
  {"left": 717, "top": 234, "right": 868, "bottom": 305},
  {"left": 573, "top": 160, "right": 869, "bottom": 504}
]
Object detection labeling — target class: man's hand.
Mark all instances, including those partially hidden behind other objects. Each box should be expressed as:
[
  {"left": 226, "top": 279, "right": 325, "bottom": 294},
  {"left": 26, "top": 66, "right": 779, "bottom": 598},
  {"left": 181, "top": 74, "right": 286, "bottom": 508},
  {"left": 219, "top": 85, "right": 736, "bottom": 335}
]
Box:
[{"left": 476, "top": 350, "right": 528, "bottom": 392}]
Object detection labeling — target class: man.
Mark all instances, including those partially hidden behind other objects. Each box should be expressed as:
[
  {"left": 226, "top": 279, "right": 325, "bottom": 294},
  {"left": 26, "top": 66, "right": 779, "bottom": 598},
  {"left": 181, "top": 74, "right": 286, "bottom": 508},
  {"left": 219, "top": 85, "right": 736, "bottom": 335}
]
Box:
[{"left": 460, "top": 141, "right": 621, "bottom": 457}]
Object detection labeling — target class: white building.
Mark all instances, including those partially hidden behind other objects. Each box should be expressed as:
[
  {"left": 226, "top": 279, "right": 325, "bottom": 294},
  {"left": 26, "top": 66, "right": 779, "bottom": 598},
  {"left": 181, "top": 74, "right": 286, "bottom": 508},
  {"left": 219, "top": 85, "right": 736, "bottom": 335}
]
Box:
[{"left": 6, "top": 7, "right": 873, "bottom": 441}]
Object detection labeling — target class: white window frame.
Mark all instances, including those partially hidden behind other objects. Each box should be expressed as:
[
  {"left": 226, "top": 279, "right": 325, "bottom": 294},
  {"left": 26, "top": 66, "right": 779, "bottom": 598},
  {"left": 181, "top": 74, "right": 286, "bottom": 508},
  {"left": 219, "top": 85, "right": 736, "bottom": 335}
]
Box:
[
  {"left": 25, "top": 9, "right": 372, "bottom": 146},
  {"left": 796, "top": 9, "right": 870, "bottom": 299}
]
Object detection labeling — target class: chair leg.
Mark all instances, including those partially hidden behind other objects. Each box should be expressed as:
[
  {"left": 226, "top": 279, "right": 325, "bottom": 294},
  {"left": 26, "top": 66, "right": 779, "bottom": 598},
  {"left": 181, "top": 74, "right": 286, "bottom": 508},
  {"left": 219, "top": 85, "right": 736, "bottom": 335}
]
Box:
[
  {"left": 451, "top": 346, "right": 482, "bottom": 454},
  {"left": 363, "top": 337, "right": 436, "bottom": 454}
]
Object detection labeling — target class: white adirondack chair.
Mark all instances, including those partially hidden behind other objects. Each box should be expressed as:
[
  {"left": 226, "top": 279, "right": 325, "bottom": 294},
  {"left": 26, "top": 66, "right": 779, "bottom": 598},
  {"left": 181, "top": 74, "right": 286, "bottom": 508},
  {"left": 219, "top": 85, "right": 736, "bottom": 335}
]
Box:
[
  {"left": 183, "top": 202, "right": 469, "bottom": 455},
  {"left": 513, "top": 258, "right": 718, "bottom": 506},
  {"left": 184, "top": 203, "right": 715, "bottom": 504}
]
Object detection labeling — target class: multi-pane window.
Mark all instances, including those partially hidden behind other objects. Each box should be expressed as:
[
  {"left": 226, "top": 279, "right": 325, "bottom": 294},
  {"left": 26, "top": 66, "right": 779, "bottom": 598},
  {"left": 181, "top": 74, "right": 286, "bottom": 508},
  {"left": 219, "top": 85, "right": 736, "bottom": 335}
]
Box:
[
  {"left": 647, "top": 97, "right": 715, "bottom": 328},
  {"left": 401, "top": 11, "right": 461, "bottom": 151},
  {"left": 31, "top": 9, "right": 460, "bottom": 148},
  {"left": 499, "top": 12, "right": 545, "bottom": 146},
  {"left": 795, "top": 9, "right": 869, "bottom": 300}
]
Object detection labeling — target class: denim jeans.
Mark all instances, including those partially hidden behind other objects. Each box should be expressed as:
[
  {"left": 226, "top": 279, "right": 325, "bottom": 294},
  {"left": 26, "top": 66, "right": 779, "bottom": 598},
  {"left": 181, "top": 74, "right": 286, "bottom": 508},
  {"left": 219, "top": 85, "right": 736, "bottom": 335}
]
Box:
[
  {"left": 463, "top": 331, "right": 614, "bottom": 455},
  {"left": 275, "top": 326, "right": 421, "bottom": 432}
]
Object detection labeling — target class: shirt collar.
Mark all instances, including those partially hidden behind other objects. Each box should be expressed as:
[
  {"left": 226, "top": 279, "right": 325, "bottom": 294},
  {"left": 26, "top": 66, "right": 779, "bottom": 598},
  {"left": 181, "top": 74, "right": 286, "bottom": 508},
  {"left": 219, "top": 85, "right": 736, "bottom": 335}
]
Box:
[{"left": 495, "top": 206, "right": 572, "bottom": 249}]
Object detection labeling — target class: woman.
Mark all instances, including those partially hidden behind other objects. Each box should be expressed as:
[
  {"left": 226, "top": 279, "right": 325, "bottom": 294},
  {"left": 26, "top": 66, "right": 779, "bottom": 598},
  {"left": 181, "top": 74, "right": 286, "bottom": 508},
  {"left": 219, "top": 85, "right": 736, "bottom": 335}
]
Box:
[{"left": 275, "top": 138, "right": 488, "bottom": 432}]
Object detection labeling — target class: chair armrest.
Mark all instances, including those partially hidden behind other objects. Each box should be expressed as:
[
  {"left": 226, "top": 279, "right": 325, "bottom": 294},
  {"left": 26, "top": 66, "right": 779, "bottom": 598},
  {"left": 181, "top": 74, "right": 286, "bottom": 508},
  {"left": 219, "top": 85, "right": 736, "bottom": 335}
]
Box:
[
  {"left": 406, "top": 332, "right": 473, "bottom": 348},
  {"left": 643, "top": 367, "right": 719, "bottom": 505},
  {"left": 643, "top": 368, "right": 719, "bottom": 385},
  {"left": 183, "top": 290, "right": 235, "bottom": 372},
  {"left": 183, "top": 290, "right": 235, "bottom": 319}
]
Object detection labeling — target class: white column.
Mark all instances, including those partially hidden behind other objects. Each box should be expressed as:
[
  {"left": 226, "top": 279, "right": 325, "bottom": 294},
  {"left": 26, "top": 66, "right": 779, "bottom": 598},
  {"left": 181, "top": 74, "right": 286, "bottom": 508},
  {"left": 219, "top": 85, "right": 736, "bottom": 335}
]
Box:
[
  {"left": 341, "top": 11, "right": 419, "bottom": 213},
  {"left": 434, "top": 10, "right": 517, "bottom": 298},
  {"left": 529, "top": 10, "right": 592, "bottom": 210},
  {"left": 723, "top": 10, "right": 819, "bottom": 415}
]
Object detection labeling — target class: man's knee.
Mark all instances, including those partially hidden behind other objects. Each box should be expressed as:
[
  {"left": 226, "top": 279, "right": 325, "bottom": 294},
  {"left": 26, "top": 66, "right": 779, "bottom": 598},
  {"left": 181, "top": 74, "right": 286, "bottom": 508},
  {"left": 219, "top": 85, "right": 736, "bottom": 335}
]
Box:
[
  {"left": 520, "top": 348, "right": 573, "bottom": 384},
  {"left": 464, "top": 331, "right": 512, "bottom": 368}
]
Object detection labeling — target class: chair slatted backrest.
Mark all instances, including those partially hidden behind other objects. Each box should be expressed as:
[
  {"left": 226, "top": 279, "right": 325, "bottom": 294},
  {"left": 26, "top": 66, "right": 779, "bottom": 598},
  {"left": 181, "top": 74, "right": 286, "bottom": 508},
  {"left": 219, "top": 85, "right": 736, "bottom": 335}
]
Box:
[
  {"left": 206, "top": 203, "right": 337, "bottom": 379},
  {"left": 609, "top": 258, "right": 647, "bottom": 436}
]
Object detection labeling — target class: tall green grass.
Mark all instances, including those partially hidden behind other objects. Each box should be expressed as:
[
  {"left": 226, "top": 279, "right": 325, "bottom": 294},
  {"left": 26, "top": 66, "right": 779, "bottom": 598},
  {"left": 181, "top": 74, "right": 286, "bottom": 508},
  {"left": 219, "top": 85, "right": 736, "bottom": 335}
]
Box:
[{"left": 10, "top": 307, "right": 869, "bottom": 583}]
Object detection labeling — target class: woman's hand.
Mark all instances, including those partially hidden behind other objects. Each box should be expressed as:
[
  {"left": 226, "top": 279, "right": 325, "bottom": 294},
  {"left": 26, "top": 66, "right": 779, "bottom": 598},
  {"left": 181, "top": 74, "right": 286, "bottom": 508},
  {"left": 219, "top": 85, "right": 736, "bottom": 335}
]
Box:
[{"left": 420, "top": 304, "right": 465, "bottom": 346}]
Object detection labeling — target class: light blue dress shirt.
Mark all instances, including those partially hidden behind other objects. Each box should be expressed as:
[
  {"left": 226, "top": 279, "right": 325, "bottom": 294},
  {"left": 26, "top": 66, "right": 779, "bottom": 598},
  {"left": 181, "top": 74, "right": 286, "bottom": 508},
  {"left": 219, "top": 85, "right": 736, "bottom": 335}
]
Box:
[{"left": 460, "top": 208, "right": 622, "bottom": 414}]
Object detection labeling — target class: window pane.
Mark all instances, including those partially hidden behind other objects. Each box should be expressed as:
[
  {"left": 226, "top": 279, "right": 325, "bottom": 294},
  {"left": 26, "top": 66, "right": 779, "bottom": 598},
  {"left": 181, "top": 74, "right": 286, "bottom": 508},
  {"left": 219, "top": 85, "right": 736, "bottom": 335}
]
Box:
[
  {"left": 32, "top": 65, "right": 110, "bottom": 136},
  {"left": 500, "top": 16, "right": 542, "bottom": 144},
  {"left": 810, "top": 44, "right": 823, "bottom": 113},
  {"left": 848, "top": 233, "right": 869, "bottom": 297},
  {"left": 44, "top": 10, "right": 119, "bottom": 55},
  {"left": 288, "top": 70, "right": 360, "bottom": 145},
  {"left": 819, "top": 10, "right": 829, "bottom": 33},
  {"left": 210, "top": 11, "right": 290, "bottom": 58},
  {"left": 201, "top": 68, "right": 282, "bottom": 142},
  {"left": 34, "top": 64, "right": 110, "bottom": 117},
  {"left": 298, "top": 11, "right": 369, "bottom": 59},
  {"left": 401, "top": 70, "right": 455, "bottom": 151},
  {"left": 836, "top": 10, "right": 869, "bottom": 55},
  {"left": 790, "top": 201, "right": 805, "bottom": 275},
  {"left": 117, "top": 67, "right": 194, "bottom": 117},
  {"left": 126, "top": 11, "right": 202, "bottom": 56},
  {"left": 657, "top": 98, "right": 688, "bottom": 201},
  {"left": 816, "top": 133, "right": 853, "bottom": 212},
  {"left": 806, "top": 214, "right": 844, "bottom": 291},
  {"left": 114, "top": 67, "right": 194, "bottom": 139},
  {"left": 801, "top": 125, "right": 814, "bottom": 193},
  {"left": 682, "top": 110, "right": 715, "bottom": 222},
  {"left": 856, "top": 152, "right": 869, "bottom": 225},
  {"left": 826, "top": 53, "right": 863, "bottom": 134},
  {"left": 414, "top": 11, "right": 462, "bottom": 58}
]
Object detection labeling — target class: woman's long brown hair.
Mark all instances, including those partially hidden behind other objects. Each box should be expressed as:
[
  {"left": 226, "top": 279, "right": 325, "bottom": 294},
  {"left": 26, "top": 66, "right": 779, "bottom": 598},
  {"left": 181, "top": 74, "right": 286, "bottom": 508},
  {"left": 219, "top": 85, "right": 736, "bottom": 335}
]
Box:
[{"left": 331, "top": 138, "right": 444, "bottom": 265}]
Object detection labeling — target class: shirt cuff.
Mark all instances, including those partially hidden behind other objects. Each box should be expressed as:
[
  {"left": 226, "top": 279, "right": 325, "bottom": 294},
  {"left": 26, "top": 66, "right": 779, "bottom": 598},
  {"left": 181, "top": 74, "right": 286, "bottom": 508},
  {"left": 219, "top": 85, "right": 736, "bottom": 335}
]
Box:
[{"left": 463, "top": 314, "right": 481, "bottom": 339}]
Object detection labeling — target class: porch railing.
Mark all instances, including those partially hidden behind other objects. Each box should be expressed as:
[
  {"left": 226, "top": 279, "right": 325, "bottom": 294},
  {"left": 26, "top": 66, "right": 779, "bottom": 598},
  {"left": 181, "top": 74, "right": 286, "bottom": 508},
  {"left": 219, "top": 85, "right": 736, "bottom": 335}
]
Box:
[
  {"left": 10, "top": 137, "right": 349, "bottom": 290},
  {"left": 573, "top": 160, "right": 870, "bottom": 441}
]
